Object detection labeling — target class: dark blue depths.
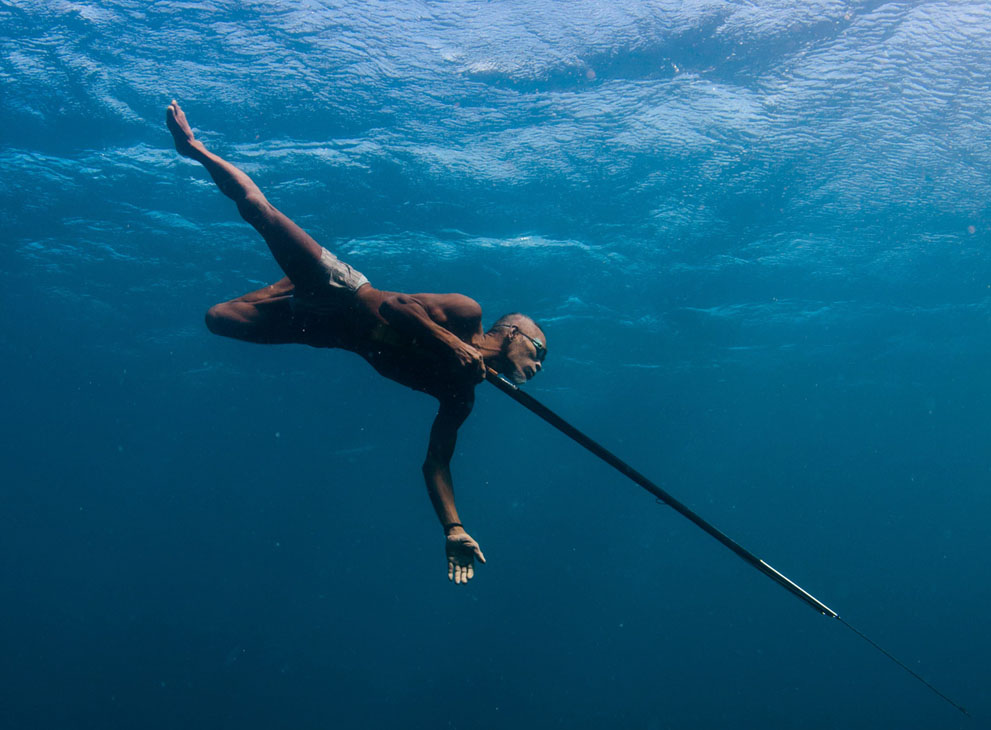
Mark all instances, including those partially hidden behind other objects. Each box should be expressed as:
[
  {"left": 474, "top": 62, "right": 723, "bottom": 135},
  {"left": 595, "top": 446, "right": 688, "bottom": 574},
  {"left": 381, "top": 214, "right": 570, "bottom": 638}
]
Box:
[{"left": 2, "top": 2, "right": 989, "bottom": 728}]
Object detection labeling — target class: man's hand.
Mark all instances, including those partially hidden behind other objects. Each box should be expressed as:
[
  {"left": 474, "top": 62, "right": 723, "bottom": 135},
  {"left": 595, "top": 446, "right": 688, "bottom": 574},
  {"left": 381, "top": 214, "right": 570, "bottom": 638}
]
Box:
[
  {"left": 449, "top": 340, "right": 485, "bottom": 383},
  {"left": 446, "top": 529, "right": 486, "bottom": 584}
]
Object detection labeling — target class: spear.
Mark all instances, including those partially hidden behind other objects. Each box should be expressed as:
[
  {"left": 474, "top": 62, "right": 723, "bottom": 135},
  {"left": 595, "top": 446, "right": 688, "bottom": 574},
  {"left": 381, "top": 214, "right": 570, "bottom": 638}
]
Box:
[{"left": 485, "top": 369, "right": 968, "bottom": 718}]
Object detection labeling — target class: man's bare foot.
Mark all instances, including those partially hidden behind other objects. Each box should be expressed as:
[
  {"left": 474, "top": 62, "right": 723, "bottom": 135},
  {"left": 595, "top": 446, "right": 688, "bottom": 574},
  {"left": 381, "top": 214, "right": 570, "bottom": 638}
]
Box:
[{"left": 166, "top": 100, "right": 202, "bottom": 159}]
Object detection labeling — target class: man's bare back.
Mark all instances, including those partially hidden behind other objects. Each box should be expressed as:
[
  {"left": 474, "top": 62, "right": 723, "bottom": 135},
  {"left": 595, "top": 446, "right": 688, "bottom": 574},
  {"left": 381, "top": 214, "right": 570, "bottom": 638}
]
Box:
[{"left": 167, "top": 101, "right": 547, "bottom": 584}]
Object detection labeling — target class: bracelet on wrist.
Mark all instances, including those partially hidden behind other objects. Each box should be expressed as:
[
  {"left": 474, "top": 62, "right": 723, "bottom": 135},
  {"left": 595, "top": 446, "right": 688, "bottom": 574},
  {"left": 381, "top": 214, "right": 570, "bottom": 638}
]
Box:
[{"left": 444, "top": 522, "right": 463, "bottom": 533}]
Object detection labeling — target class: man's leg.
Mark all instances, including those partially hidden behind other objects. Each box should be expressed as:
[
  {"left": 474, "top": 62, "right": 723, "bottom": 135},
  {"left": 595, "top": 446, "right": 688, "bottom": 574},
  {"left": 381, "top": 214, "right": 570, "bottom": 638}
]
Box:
[
  {"left": 166, "top": 101, "right": 326, "bottom": 292},
  {"left": 205, "top": 277, "right": 302, "bottom": 344}
]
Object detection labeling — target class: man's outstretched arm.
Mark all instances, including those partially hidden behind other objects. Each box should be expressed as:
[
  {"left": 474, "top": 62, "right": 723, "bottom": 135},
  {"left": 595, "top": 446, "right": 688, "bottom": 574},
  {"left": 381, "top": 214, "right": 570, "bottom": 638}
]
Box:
[{"left": 423, "top": 395, "right": 486, "bottom": 584}]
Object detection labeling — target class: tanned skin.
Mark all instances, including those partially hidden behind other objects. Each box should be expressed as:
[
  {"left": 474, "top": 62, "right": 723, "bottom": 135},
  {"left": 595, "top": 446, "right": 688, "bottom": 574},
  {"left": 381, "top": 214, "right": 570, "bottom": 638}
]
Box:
[{"left": 166, "top": 101, "right": 545, "bottom": 584}]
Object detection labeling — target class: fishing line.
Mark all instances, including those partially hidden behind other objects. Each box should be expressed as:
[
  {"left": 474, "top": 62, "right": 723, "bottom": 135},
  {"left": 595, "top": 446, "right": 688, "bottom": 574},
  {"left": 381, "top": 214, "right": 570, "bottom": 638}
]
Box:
[{"left": 485, "top": 369, "right": 969, "bottom": 718}]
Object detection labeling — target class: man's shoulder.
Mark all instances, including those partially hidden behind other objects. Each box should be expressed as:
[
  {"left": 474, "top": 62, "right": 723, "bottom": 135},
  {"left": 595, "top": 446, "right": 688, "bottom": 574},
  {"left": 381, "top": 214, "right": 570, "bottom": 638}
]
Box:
[
  {"left": 412, "top": 292, "right": 482, "bottom": 321},
  {"left": 432, "top": 382, "right": 477, "bottom": 421}
]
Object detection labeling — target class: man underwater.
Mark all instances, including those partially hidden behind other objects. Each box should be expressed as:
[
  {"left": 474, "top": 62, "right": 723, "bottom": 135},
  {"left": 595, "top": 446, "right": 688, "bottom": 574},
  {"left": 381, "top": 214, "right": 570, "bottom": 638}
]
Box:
[{"left": 167, "top": 101, "right": 546, "bottom": 585}]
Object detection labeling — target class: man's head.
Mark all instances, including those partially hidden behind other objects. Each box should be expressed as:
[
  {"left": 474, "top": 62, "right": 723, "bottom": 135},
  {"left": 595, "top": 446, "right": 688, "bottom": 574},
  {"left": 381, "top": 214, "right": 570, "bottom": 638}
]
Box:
[{"left": 486, "top": 313, "right": 547, "bottom": 385}]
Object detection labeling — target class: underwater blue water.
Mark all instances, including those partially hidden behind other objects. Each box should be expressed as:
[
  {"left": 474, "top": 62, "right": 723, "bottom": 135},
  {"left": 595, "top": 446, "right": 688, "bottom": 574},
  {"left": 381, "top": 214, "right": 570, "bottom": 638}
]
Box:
[{"left": 2, "top": 1, "right": 990, "bottom": 727}]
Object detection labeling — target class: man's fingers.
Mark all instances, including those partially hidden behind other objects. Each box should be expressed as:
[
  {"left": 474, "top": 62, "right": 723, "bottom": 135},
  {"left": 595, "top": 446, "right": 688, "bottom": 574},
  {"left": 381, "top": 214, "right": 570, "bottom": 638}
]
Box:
[{"left": 447, "top": 541, "right": 483, "bottom": 584}]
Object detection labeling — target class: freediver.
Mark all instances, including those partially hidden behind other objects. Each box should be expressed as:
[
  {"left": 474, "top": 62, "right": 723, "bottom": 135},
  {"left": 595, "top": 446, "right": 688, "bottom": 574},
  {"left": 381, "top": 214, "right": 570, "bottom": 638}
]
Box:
[{"left": 166, "top": 101, "right": 547, "bottom": 585}]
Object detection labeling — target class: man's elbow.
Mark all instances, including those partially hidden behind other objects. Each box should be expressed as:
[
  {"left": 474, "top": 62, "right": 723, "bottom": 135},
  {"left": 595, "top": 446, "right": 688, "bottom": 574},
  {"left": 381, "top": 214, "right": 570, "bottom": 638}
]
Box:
[{"left": 421, "top": 457, "right": 448, "bottom": 478}]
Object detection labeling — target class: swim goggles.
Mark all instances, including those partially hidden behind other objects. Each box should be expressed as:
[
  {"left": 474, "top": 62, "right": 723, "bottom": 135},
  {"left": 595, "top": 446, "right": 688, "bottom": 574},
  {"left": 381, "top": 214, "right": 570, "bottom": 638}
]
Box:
[{"left": 493, "top": 324, "right": 547, "bottom": 362}]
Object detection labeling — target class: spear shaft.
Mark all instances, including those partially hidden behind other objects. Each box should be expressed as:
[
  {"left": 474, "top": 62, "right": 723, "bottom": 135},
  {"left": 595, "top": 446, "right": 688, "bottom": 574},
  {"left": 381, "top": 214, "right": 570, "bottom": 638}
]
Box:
[{"left": 485, "top": 370, "right": 968, "bottom": 718}]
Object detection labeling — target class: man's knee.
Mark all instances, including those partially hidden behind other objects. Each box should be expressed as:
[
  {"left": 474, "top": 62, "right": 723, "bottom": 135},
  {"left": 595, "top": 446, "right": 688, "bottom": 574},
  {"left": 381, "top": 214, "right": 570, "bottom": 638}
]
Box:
[
  {"left": 236, "top": 192, "right": 275, "bottom": 227},
  {"left": 204, "top": 299, "right": 296, "bottom": 345},
  {"left": 205, "top": 302, "right": 237, "bottom": 336}
]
